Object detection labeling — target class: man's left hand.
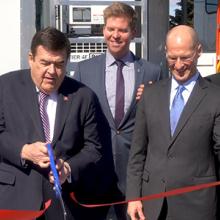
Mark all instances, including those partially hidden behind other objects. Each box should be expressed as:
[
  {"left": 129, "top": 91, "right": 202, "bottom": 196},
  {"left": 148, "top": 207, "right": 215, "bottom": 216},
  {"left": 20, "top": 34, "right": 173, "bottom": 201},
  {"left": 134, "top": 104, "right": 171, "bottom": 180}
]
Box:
[{"left": 48, "top": 159, "right": 71, "bottom": 185}]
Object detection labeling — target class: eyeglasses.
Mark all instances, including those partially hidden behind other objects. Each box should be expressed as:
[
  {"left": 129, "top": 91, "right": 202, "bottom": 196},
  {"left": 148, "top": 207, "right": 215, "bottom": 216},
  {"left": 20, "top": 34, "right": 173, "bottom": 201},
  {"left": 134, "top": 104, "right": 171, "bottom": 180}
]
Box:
[{"left": 166, "top": 51, "right": 197, "bottom": 65}]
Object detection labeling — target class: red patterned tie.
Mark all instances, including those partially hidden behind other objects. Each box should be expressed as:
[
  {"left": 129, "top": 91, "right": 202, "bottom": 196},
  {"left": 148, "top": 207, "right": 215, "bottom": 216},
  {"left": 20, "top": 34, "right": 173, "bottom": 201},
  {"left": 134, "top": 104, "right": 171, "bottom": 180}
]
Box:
[
  {"left": 115, "top": 60, "right": 125, "bottom": 128},
  {"left": 39, "top": 92, "right": 50, "bottom": 142}
]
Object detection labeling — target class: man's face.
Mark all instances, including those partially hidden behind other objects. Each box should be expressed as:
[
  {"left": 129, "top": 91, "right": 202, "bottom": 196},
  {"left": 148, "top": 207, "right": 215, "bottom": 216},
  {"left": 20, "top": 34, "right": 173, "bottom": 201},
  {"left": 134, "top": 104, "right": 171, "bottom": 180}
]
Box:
[
  {"left": 28, "top": 45, "right": 67, "bottom": 94},
  {"left": 166, "top": 39, "right": 202, "bottom": 84},
  {"left": 103, "top": 16, "right": 136, "bottom": 59}
]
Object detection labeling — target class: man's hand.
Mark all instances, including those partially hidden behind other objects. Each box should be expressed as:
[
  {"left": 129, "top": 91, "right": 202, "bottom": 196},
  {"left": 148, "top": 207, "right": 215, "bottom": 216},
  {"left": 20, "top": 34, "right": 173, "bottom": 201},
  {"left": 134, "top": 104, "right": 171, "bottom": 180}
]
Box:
[
  {"left": 21, "top": 142, "right": 50, "bottom": 168},
  {"left": 136, "top": 81, "right": 154, "bottom": 100},
  {"left": 136, "top": 84, "right": 145, "bottom": 100},
  {"left": 48, "top": 159, "right": 71, "bottom": 185},
  {"left": 127, "top": 201, "right": 145, "bottom": 220}
]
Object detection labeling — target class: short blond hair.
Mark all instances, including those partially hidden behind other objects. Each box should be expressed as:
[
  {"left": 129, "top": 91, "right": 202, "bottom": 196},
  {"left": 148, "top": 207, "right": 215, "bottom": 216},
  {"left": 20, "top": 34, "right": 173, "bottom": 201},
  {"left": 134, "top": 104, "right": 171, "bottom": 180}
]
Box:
[{"left": 103, "top": 2, "right": 137, "bottom": 30}]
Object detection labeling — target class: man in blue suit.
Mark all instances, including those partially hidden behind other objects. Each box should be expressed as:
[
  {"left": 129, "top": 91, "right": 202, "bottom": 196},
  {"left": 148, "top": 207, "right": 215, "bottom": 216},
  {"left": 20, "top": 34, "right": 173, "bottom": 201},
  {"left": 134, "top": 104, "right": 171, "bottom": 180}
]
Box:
[{"left": 74, "top": 2, "right": 162, "bottom": 219}]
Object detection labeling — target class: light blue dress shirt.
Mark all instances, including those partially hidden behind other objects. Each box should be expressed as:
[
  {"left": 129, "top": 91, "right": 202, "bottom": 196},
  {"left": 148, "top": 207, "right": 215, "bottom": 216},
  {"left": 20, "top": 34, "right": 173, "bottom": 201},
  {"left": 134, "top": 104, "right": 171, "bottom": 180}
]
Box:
[
  {"left": 105, "top": 50, "right": 135, "bottom": 118},
  {"left": 170, "top": 71, "right": 200, "bottom": 110}
]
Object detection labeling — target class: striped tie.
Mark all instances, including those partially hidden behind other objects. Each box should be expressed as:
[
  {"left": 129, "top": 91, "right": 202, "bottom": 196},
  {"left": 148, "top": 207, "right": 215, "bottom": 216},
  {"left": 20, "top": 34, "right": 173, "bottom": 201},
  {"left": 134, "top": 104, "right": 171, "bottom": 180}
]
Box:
[{"left": 39, "top": 92, "right": 50, "bottom": 142}]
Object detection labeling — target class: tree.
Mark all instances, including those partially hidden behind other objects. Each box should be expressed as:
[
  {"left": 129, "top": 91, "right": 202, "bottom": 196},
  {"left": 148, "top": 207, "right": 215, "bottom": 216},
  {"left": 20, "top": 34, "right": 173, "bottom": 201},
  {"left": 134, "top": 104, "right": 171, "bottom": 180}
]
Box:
[{"left": 169, "top": 0, "right": 194, "bottom": 28}]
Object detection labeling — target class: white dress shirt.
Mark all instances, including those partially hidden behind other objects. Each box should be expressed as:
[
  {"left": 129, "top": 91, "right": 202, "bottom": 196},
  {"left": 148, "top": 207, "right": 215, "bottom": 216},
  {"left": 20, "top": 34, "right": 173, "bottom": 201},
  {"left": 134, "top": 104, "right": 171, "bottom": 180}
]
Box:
[{"left": 38, "top": 89, "right": 58, "bottom": 141}]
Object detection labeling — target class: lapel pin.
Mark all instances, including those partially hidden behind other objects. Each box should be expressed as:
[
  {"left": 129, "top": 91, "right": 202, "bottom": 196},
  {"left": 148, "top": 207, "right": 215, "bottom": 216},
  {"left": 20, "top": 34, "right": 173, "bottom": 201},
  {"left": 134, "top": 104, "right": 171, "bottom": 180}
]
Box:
[{"left": 64, "top": 96, "right": 68, "bottom": 101}]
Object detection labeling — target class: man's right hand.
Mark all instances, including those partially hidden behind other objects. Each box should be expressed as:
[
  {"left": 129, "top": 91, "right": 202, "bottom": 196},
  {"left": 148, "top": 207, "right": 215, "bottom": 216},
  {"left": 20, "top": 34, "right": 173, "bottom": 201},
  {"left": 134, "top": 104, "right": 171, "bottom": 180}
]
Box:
[
  {"left": 136, "top": 84, "right": 145, "bottom": 100},
  {"left": 21, "top": 142, "right": 50, "bottom": 168},
  {"left": 127, "top": 201, "right": 145, "bottom": 220}
]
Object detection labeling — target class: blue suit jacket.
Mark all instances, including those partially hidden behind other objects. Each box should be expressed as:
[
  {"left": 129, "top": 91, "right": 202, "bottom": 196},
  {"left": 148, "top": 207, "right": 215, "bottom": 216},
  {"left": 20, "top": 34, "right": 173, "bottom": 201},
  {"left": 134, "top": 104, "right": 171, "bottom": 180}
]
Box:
[{"left": 74, "top": 53, "right": 162, "bottom": 195}]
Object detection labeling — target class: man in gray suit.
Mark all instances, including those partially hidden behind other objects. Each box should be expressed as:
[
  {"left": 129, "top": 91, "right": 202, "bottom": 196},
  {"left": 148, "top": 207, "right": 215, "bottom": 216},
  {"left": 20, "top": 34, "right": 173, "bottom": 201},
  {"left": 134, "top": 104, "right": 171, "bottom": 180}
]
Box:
[
  {"left": 74, "top": 2, "right": 162, "bottom": 219},
  {"left": 127, "top": 25, "right": 220, "bottom": 220}
]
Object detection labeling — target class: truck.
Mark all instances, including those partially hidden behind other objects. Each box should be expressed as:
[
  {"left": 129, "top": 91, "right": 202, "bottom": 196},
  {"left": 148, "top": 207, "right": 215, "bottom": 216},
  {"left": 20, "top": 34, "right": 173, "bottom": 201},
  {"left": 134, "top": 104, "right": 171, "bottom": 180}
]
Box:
[{"left": 194, "top": 0, "right": 218, "bottom": 76}]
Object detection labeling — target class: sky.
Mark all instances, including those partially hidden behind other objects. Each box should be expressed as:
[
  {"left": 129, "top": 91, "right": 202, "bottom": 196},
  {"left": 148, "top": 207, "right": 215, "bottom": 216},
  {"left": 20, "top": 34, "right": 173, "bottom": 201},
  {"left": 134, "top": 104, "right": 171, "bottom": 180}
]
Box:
[{"left": 170, "top": 0, "right": 181, "bottom": 15}]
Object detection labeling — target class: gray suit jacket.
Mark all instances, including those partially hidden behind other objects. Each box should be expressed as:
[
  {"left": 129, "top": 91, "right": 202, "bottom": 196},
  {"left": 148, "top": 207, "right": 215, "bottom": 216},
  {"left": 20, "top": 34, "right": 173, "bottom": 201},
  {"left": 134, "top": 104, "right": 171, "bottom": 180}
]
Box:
[
  {"left": 74, "top": 53, "right": 162, "bottom": 195},
  {"left": 0, "top": 69, "right": 102, "bottom": 211},
  {"left": 126, "top": 76, "right": 220, "bottom": 220}
]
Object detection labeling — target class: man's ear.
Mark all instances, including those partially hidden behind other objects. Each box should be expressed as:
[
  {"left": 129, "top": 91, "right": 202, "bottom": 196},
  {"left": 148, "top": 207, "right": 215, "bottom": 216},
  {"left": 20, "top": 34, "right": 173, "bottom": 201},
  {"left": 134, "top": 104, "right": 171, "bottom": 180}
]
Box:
[
  {"left": 197, "top": 43, "right": 203, "bottom": 58},
  {"left": 164, "top": 45, "right": 168, "bottom": 58},
  {"left": 164, "top": 45, "right": 167, "bottom": 53},
  {"left": 28, "top": 52, "right": 34, "bottom": 66},
  {"left": 131, "top": 29, "right": 137, "bottom": 40}
]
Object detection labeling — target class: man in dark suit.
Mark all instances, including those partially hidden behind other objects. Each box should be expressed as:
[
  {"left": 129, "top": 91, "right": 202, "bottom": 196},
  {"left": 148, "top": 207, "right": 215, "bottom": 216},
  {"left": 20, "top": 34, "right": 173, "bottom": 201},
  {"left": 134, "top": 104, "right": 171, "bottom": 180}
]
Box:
[
  {"left": 74, "top": 2, "right": 162, "bottom": 219},
  {"left": 206, "top": 73, "right": 220, "bottom": 85},
  {"left": 127, "top": 25, "right": 220, "bottom": 220},
  {"left": 0, "top": 27, "right": 105, "bottom": 220}
]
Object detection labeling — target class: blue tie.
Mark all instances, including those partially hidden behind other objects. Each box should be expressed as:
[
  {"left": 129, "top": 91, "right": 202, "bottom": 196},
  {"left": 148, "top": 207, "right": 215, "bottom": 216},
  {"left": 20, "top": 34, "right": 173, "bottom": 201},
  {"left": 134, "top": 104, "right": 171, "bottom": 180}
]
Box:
[{"left": 170, "top": 85, "right": 185, "bottom": 136}]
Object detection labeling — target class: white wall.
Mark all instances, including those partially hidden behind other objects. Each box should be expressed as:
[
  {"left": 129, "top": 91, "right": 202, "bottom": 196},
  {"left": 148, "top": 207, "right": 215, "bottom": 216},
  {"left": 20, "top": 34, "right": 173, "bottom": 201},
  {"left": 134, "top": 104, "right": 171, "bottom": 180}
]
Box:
[
  {"left": 197, "top": 53, "right": 216, "bottom": 77},
  {"left": 0, "top": 1, "right": 21, "bottom": 74},
  {"left": 0, "top": 1, "right": 36, "bottom": 75}
]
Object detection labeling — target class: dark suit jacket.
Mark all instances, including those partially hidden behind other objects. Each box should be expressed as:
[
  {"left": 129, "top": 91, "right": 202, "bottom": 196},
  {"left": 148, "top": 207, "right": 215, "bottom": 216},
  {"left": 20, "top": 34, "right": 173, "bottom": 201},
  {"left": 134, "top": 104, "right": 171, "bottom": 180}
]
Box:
[
  {"left": 74, "top": 53, "right": 162, "bottom": 196},
  {"left": 0, "top": 69, "right": 103, "bottom": 212},
  {"left": 205, "top": 73, "right": 220, "bottom": 85},
  {"left": 126, "top": 76, "right": 220, "bottom": 220}
]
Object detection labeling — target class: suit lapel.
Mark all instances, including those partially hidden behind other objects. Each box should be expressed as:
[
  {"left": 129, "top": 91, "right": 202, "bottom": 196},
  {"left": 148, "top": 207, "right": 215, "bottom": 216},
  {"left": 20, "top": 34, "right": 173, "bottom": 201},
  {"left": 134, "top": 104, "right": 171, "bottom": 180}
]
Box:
[
  {"left": 133, "top": 58, "right": 145, "bottom": 92},
  {"left": 170, "top": 76, "right": 207, "bottom": 143},
  {"left": 52, "top": 81, "right": 73, "bottom": 144},
  {"left": 118, "top": 57, "right": 145, "bottom": 128},
  {"left": 159, "top": 80, "right": 172, "bottom": 140},
  {"left": 97, "top": 55, "right": 116, "bottom": 128},
  {"left": 124, "top": 59, "right": 144, "bottom": 118},
  {"left": 21, "top": 70, "right": 45, "bottom": 140}
]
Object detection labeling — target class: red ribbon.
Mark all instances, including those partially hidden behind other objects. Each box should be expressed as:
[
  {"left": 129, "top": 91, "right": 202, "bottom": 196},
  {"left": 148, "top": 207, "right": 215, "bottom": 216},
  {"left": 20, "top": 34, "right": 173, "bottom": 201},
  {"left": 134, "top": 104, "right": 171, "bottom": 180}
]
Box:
[
  {"left": 0, "top": 200, "right": 51, "bottom": 220},
  {"left": 71, "top": 180, "right": 220, "bottom": 208},
  {"left": 1, "top": 180, "right": 218, "bottom": 219}
]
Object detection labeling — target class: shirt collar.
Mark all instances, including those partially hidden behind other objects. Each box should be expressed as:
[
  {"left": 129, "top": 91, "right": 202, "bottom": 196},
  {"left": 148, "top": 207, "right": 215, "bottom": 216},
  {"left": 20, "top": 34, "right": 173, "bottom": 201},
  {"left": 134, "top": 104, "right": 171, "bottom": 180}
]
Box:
[
  {"left": 36, "top": 87, "right": 58, "bottom": 99},
  {"left": 171, "top": 71, "right": 200, "bottom": 92},
  {"left": 106, "top": 50, "right": 133, "bottom": 67}
]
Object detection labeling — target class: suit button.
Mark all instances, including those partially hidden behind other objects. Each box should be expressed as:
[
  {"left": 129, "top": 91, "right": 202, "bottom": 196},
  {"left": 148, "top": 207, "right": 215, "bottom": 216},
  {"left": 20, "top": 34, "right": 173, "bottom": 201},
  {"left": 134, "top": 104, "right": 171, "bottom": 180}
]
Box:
[
  {"left": 116, "top": 130, "right": 120, "bottom": 134},
  {"left": 168, "top": 154, "right": 174, "bottom": 159}
]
